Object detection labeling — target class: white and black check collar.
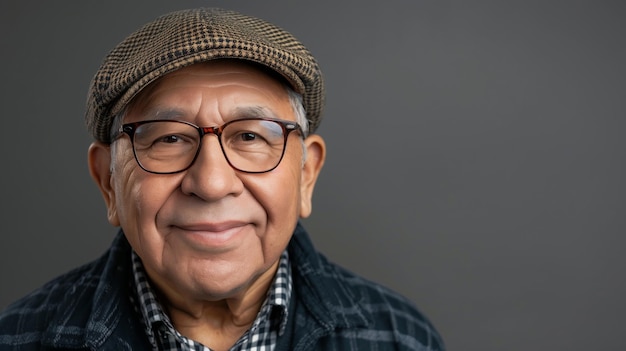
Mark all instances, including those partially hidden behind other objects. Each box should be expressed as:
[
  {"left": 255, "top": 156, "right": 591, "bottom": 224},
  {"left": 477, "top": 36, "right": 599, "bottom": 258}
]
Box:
[{"left": 130, "top": 249, "right": 292, "bottom": 351}]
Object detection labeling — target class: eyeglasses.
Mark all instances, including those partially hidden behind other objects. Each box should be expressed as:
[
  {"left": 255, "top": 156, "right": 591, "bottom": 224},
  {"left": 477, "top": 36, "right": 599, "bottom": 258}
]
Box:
[{"left": 117, "top": 117, "right": 303, "bottom": 174}]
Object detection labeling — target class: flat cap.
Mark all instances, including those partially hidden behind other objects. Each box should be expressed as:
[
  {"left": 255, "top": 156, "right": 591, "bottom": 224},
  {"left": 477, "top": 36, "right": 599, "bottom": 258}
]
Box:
[{"left": 86, "top": 7, "right": 324, "bottom": 143}]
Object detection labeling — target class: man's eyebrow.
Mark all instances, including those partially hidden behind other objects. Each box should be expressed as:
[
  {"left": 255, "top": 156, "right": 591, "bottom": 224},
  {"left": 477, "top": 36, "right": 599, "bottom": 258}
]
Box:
[
  {"left": 136, "top": 106, "right": 282, "bottom": 122},
  {"left": 140, "top": 107, "right": 187, "bottom": 121},
  {"left": 233, "top": 106, "right": 281, "bottom": 120}
]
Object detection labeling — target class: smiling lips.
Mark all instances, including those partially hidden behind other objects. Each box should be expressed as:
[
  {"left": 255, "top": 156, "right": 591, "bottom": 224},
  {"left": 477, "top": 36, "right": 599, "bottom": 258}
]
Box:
[{"left": 173, "top": 221, "right": 251, "bottom": 249}]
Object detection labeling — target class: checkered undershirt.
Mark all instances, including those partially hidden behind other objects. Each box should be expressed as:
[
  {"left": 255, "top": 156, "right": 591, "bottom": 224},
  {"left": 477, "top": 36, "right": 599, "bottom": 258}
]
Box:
[{"left": 130, "top": 250, "right": 292, "bottom": 351}]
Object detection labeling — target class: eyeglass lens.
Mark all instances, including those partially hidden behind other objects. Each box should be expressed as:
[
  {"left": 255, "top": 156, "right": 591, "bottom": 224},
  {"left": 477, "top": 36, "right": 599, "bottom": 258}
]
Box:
[{"left": 131, "top": 119, "right": 290, "bottom": 173}]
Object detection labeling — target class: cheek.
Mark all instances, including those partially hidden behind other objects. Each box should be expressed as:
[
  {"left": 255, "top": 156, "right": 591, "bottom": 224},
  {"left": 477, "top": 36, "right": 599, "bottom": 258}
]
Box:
[
  {"left": 249, "top": 155, "right": 303, "bottom": 228},
  {"left": 247, "top": 175, "right": 299, "bottom": 261},
  {"left": 112, "top": 155, "right": 179, "bottom": 230}
]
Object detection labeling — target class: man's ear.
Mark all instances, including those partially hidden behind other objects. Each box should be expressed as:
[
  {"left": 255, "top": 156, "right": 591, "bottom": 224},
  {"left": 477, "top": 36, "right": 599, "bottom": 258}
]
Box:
[
  {"left": 299, "top": 134, "right": 326, "bottom": 218},
  {"left": 88, "top": 142, "right": 120, "bottom": 226}
]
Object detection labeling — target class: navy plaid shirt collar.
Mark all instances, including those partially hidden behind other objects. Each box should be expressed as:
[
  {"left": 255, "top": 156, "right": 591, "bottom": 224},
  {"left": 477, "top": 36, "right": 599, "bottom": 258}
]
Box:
[{"left": 130, "top": 250, "right": 292, "bottom": 351}]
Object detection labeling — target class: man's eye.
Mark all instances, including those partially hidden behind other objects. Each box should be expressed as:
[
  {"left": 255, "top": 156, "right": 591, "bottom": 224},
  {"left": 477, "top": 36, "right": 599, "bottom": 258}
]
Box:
[
  {"left": 157, "top": 135, "right": 182, "bottom": 144},
  {"left": 240, "top": 132, "right": 257, "bottom": 141}
]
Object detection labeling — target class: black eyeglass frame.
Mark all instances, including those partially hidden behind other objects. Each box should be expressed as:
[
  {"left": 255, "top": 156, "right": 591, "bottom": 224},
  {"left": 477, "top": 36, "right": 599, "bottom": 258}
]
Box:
[{"left": 116, "top": 117, "right": 303, "bottom": 174}]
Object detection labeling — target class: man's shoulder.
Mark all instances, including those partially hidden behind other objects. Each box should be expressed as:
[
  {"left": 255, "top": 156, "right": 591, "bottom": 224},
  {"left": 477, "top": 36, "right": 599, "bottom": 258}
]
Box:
[
  {"left": 320, "top": 261, "right": 444, "bottom": 350},
  {"left": 332, "top": 260, "right": 429, "bottom": 316},
  {"left": 330, "top": 258, "right": 444, "bottom": 343},
  {"left": 289, "top": 225, "right": 445, "bottom": 350},
  {"left": 0, "top": 234, "right": 130, "bottom": 348},
  {"left": 0, "top": 259, "right": 101, "bottom": 334}
]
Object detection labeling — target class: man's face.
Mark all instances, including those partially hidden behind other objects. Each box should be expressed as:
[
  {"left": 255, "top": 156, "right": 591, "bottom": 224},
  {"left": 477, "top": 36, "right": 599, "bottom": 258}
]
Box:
[{"left": 89, "top": 61, "right": 325, "bottom": 302}]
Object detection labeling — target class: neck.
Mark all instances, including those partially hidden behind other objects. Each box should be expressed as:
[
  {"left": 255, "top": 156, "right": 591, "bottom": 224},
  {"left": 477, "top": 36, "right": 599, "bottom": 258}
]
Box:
[{"left": 151, "top": 261, "right": 279, "bottom": 350}]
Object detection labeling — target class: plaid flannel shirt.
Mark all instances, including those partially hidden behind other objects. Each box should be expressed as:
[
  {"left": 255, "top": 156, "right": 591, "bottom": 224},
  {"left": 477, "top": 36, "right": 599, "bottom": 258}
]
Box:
[{"left": 0, "top": 223, "right": 445, "bottom": 350}]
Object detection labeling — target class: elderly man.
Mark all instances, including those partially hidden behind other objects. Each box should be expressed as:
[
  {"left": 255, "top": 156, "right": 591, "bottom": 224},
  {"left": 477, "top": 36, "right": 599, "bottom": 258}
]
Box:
[{"left": 0, "top": 8, "right": 444, "bottom": 351}]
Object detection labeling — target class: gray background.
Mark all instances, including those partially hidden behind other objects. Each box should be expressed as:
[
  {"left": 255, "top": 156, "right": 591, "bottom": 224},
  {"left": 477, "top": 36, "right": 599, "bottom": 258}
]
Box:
[{"left": 1, "top": 1, "right": 624, "bottom": 350}]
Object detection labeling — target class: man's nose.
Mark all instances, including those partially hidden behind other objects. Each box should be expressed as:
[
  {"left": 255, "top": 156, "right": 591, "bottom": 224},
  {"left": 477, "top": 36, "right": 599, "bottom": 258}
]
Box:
[{"left": 180, "top": 135, "right": 243, "bottom": 200}]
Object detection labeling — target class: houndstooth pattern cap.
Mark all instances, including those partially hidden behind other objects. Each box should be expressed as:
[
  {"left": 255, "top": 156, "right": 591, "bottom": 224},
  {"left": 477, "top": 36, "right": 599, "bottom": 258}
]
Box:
[{"left": 85, "top": 7, "right": 325, "bottom": 143}]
